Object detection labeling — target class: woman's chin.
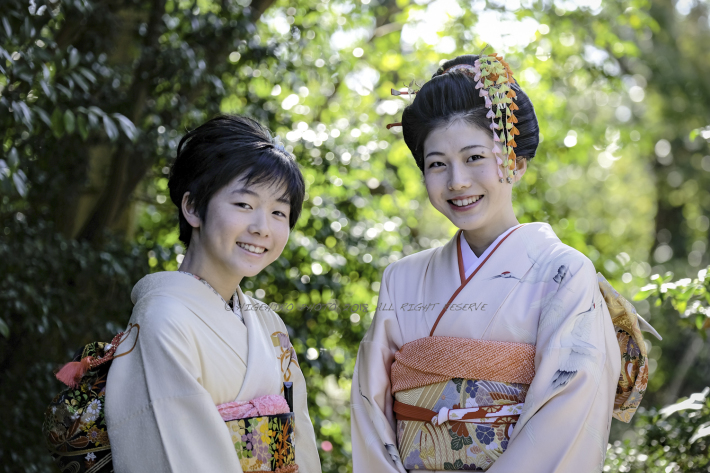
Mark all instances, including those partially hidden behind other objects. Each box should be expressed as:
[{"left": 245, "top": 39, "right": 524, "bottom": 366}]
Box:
[
  {"left": 446, "top": 213, "right": 488, "bottom": 233},
  {"left": 229, "top": 261, "right": 268, "bottom": 280}
]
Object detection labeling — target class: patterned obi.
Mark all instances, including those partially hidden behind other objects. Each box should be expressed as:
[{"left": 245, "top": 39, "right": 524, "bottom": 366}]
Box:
[
  {"left": 390, "top": 337, "right": 536, "bottom": 471},
  {"left": 226, "top": 414, "right": 297, "bottom": 472},
  {"left": 219, "top": 395, "right": 298, "bottom": 473}
]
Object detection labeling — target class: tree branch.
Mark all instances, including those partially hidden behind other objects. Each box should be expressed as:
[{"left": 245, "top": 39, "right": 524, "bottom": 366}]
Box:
[
  {"left": 77, "top": 0, "right": 278, "bottom": 243},
  {"left": 77, "top": 0, "right": 167, "bottom": 242}
]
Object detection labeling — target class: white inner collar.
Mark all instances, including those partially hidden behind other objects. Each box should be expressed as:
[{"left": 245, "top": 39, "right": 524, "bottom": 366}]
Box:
[{"left": 459, "top": 225, "right": 520, "bottom": 279}]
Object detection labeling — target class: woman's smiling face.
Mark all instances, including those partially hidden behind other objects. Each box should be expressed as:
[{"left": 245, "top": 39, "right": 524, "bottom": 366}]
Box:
[
  {"left": 423, "top": 118, "right": 525, "bottom": 242},
  {"left": 180, "top": 174, "right": 292, "bottom": 296},
  {"left": 199, "top": 177, "right": 291, "bottom": 280}
]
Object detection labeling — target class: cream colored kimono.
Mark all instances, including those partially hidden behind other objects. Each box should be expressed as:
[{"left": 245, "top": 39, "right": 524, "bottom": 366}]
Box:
[
  {"left": 351, "top": 223, "right": 621, "bottom": 473},
  {"left": 105, "top": 271, "right": 321, "bottom": 473}
]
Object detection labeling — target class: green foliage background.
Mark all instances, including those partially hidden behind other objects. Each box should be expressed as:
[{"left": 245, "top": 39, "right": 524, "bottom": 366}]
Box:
[{"left": 1, "top": 0, "right": 710, "bottom": 471}]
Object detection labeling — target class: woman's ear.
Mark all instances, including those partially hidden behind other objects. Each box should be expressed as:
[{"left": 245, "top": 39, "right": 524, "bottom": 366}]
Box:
[
  {"left": 181, "top": 192, "right": 201, "bottom": 229},
  {"left": 514, "top": 157, "right": 528, "bottom": 182}
]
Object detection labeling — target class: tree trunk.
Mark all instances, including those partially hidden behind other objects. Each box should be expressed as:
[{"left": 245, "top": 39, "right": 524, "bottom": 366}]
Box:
[{"left": 76, "top": 0, "right": 277, "bottom": 243}]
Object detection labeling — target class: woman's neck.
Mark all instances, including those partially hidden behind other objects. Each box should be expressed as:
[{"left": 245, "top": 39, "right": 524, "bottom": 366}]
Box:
[
  {"left": 179, "top": 246, "right": 241, "bottom": 302},
  {"left": 462, "top": 217, "right": 520, "bottom": 257}
]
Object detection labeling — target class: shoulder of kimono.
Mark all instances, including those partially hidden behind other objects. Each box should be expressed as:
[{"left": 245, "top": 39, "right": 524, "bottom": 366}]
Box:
[
  {"left": 242, "top": 294, "right": 288, "bottom": 330},
  {"left": 382, "top": 245, "right": 441, "bottom": 281},
  {"left": 128, "top": 293, "right": 200, "bottom": 340}
]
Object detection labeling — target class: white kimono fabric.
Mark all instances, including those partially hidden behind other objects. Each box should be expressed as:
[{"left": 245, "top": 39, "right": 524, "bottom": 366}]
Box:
[
  {"left": 351, "top": 223, "right": 621, "bottom": 473},
  {"left": 105, "top": 271, "right": 321, "bottom": 473}
]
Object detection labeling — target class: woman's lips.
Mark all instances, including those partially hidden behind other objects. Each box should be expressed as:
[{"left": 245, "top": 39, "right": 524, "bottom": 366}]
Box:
[
  {"left": 236, "top": 242, "right": 268, "bottom": 255},
  {"left": 447, "top": 195, "right": 484, "bottom": 212}
]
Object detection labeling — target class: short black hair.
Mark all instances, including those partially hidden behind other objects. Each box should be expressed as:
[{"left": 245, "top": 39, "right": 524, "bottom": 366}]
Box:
[
  {"left": 401, "top": 54, "right": 540, "bottom": 172},
  {"left": 168, "top": 115, "right": 305, "bottom": 247}
]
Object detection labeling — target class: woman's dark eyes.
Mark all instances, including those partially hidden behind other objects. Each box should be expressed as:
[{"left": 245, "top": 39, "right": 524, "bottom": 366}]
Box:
[
  {"left": 428, "top": 155, "right": 484, "bottom": 168},
  {"left": 236, "top": 203, "right": 287, "bottom": 218}
]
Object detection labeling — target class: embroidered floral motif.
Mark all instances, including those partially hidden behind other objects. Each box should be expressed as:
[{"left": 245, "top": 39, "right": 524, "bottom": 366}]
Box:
[
  {"left": 598, "top": 272, "right": 656, "bottom": 423},
  {"left": 272, "top": 331, "right": 299, "bottom": 386},
  {"left": 227, "top": 414, "right": 297, "bottom": 471},
  {"left": 43, "top": 342, "right": 113, "bottom": 472}
]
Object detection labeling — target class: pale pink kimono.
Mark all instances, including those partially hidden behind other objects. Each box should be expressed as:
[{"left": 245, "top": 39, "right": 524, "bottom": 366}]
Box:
[{"left": 350, "top": 222, "right": 621, "bottom": 473}]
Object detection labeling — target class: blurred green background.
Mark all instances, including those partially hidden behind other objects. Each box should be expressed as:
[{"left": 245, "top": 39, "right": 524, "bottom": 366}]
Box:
[{"left": 2, "top": 0, "right": 710, "bottom": 471}]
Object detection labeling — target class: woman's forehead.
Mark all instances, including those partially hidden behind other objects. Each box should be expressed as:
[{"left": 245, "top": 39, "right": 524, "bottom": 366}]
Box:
[
  {"left": 425, "top": 122, "right": 492, "bottom": 154},
  {"left": 222, "top": 177, "right": 290, "bottom": 202}
]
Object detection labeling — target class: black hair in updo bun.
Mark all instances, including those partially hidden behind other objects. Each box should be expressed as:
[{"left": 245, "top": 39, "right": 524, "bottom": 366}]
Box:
[{"left": 401, "top": 54, "right": 539, "bottom": 173}]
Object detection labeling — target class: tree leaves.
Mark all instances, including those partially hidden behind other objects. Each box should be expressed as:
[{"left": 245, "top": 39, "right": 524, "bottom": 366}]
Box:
[
  {"left": 51, "top": 107, "right": 64, "bottom": 137},
  {"left": 113, "top": 113, "right": 138, "bottom": 142},
  {"left": 63, "top": 109, "right": 76, "bottom": 134},
  {"left": 12, "top": 169, "right": 27, "bottom": 197},
  {"left": 102, "top": 114, "right": 118, "bottom": 141},
  {"left": 68, "top": 47, "right": 80, "bottom": 69}
]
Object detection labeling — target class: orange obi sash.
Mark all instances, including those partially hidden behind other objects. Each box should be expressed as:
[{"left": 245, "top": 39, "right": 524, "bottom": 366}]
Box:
[{"left": 390, "top": 336, "right": 536, "bottom": 395}]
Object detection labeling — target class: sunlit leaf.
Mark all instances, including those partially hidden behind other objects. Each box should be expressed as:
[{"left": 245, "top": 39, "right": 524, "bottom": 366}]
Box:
[
  {"left": 12, "top": 170, "right": 26, "bottom": 197},
  {"left": 113, "top": 113, "right": 137, "bottom": 141},
  {"left": 34, "top": 106, "right": 51, "bottom": 127},
  {"left": 7, "top": 147, "right": 18, "bottom": 167},
  {"left": 68, "top": 48, "right": 80, "bottom": 68},
  {"left": 103, "top": 115, "right": 119, "bottom": 141}
]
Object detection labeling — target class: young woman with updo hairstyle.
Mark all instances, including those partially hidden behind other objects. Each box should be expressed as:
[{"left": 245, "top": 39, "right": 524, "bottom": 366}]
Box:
[{"left": 350, "top": 53, "right": 648, "bottom": 473}]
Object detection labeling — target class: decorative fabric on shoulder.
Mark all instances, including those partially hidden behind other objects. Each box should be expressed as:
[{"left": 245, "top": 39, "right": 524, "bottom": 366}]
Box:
[
  {"left": 597, "top": 273, "right": 662, "bottom": 423},
  {"left": 391, "top": 337, "right": 536, "bottom": 394},
  {"left": 43, "top": 324, "right": 139, "bottom": 473}
]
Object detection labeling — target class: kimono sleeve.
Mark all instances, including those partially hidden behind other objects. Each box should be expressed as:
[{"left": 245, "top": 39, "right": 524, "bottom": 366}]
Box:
[
  {"left": 350, "top": 265, "right": 407, "bottom": 473},
  {"left": 286, "top": 343, "right": 322, "bottom": 472},
  {"left": 488, "top": 258, "right": 620, "bottom": 473},
  {"left": 105, "top": 296, "right": 242, "bottom": 473}
]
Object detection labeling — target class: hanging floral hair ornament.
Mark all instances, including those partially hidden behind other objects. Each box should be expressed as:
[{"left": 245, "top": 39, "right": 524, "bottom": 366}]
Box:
[
  {"left": 443, "top": 55, "right": 519, "bottom": 183},
  {"left": 387, "top": 51, "right": 520, "bottom": 183}
]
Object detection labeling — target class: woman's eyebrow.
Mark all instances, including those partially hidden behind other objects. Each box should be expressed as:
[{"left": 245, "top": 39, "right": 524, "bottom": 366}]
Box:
[
  {"left": 425, "top": 144, "right": 488, "bottom": 159},
  {"left": 459, "top": 144, "right": 487, "bottom": 153},
  {"left": 233, "top": 187, "right": 290, "bottom": 205},
  {"left": 231, "top": 188, "right": 258, "bottom": 196}
]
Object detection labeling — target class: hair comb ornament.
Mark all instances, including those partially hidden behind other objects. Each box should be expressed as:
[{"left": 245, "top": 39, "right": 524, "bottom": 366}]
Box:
[
  {"left": 272, "top": 135, "right": 287, "bottom": 152},
  {"left": 387, "top": 80, "right": 420, "bottom": 129},
  {"left": 442, "top": 54, "right": 520, "bottom": 183}
]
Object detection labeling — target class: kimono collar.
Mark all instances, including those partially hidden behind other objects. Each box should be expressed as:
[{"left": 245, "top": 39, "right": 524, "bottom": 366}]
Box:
[
  {"left": 177, "top": 271, "right": 244, "bottom": 323},
  {"left": 131, "top": 271, "right": 249, "bottom": 366},
  {"left": 233, "top": 285, "right": 283, "bottom": 402},
  {"left": 131, "top": 272, "right": 283, "bottom": 402},
  {"left": 459, "top": 225, "right": 521, "bottom": 280}
]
